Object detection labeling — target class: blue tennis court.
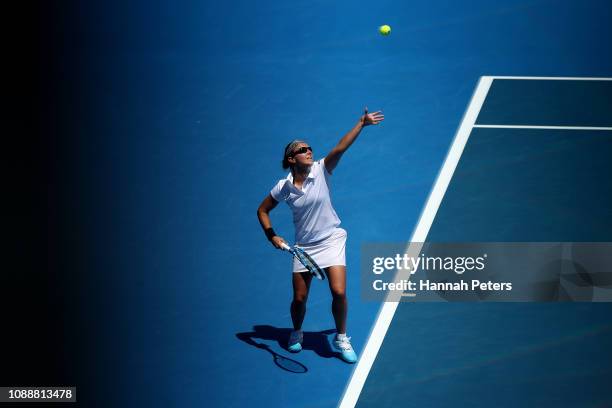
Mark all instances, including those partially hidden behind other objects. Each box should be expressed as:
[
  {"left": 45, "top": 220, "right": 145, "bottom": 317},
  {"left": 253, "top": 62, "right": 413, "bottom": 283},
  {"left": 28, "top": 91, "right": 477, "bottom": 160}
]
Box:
[
  {"left": 348, "top": 77, "right": 612, "bottom": 408},
  {"left": 13, "top": 1, "right": 612, "bottom": 407}
]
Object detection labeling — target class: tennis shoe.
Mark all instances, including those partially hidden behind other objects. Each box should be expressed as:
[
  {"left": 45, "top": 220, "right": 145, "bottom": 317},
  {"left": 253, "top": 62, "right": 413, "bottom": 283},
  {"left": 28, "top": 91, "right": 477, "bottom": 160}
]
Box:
[
  {"left": 333, "top": 335, "right": 357, "bottom": 363},
  {"left": 287, "top": 330, "right": 303, "bottom": 353}
]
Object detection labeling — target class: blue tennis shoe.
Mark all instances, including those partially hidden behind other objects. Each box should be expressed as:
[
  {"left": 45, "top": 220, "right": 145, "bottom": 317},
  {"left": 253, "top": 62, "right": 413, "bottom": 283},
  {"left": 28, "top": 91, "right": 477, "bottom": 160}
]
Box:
[
  {"left": 333, "top": 335, "right": 357, "bottom": 363},
  {"left": 287, "top": 330, "right": 303, "bottom": 353}
]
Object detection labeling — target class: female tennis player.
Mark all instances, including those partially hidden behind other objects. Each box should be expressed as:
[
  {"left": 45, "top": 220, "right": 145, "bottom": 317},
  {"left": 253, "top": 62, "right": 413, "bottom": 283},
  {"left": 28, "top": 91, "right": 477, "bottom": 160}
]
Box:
[{"left": 257, "top": 107, "right": 384, "bottom": 363}]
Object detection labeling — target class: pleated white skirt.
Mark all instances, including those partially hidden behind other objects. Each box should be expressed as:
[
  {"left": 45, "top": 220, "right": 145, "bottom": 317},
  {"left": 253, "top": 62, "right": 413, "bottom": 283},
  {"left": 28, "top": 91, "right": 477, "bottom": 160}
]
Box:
[{"left": 292, "top": 228, "right": 347, "bottom": 273}]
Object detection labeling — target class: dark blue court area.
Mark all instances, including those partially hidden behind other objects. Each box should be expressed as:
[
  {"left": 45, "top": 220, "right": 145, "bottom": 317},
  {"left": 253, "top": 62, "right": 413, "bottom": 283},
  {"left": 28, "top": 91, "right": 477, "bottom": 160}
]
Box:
[
  {"left": 16, "top": 1, "right": 612, "bottom": 408},
  {"left": 354, "top": 78, "right": 612, "bottom": 407}
]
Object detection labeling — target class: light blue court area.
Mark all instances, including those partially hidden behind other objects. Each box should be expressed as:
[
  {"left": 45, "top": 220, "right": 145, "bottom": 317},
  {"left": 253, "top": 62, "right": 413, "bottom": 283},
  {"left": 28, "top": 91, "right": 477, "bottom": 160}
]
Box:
[{"left": 350, "top": 77, "right": 612, "bottom": 408}]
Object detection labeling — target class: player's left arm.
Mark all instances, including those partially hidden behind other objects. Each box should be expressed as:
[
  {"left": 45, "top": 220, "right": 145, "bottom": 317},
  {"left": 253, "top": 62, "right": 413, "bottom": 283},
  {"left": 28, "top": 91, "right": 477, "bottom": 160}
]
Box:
[{"left": 325, "top": 107, "right": 384, "bottom": 174}]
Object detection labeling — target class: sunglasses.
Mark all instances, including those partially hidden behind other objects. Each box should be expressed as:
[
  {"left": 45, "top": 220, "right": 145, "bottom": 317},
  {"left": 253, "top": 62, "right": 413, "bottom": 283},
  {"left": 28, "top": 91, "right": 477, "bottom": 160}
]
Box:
[{"left": 291, "top": 146, "right": 313, "bottom": 156}]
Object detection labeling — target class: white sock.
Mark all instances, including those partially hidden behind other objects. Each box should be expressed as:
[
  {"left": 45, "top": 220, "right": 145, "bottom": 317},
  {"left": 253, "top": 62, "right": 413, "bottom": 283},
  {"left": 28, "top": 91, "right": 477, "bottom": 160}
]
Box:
[{"left": 336, "top": 333, "right": 347, "bottom": 340}]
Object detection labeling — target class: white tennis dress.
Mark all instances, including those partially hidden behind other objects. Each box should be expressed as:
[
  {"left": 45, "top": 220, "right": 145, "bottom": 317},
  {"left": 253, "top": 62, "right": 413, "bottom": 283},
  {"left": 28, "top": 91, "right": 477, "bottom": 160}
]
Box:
[{"left": 270, "top": 159, "right": 347, "bottom": 273}]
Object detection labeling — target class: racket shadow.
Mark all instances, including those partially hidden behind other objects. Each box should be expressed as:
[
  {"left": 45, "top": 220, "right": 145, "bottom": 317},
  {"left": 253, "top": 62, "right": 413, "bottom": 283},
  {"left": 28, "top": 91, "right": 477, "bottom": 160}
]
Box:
[{"left": 236, "top": 325, "right": 338, "bottom": 371}]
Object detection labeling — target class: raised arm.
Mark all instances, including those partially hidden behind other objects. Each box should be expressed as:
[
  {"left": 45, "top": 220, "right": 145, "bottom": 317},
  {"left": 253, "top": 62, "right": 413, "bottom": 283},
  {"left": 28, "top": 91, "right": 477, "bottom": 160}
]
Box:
[{"left": 325, "top": 107, "right": 384, "bottom": 174}]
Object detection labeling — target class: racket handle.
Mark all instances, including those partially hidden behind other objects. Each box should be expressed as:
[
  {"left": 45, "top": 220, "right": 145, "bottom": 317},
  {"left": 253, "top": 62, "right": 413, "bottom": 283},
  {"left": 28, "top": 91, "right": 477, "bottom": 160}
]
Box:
[{"left": 280, "top": 242, "right": 291, "bottom": 251}]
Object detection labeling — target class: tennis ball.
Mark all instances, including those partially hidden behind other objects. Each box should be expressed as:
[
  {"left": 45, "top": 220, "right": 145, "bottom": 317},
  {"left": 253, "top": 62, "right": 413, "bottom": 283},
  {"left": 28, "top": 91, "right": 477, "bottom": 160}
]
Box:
[{"left": 379, "top": 25, "right": 391, "bottom": 36}]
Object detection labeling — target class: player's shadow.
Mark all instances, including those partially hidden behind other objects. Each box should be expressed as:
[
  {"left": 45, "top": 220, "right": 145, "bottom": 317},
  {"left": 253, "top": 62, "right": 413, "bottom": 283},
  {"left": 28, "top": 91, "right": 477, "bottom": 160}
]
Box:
[{"left": 236, "top": 325, "right": 337, "bottom": 372}]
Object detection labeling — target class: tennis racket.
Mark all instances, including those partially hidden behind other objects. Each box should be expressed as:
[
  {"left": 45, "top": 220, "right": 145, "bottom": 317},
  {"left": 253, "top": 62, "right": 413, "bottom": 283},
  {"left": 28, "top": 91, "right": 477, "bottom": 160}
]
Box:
[{"left": 280, "top": 243, "right": 325, "bottom": 280}]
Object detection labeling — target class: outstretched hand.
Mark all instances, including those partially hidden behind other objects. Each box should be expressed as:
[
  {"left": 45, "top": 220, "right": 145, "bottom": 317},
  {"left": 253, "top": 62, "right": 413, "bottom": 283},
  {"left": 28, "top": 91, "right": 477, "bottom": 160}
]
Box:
[{"left": 361, "top": 107, "right": 385, "bottom": 126}]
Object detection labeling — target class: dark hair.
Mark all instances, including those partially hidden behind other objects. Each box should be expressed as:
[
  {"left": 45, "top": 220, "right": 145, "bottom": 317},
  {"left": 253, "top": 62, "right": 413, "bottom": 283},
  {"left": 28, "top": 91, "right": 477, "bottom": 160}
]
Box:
[{"left": 282, "top": 140, "right": 306, "bottom": 170}]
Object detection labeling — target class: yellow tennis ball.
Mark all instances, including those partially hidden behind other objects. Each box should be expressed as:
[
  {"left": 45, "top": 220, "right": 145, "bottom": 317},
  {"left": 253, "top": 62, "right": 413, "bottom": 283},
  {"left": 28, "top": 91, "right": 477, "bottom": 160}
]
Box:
[{"left": 379, "top": 25, "right": 391, "bottom": 36}]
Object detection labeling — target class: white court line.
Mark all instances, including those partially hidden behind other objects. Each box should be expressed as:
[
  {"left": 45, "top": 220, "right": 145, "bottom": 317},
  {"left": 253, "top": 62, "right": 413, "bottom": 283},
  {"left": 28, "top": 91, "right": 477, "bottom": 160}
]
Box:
[
  {"left": 474, "top": 125, "right": 612, "bottom": 131},
  {"left": 489, "top": 76, "right": 612, "bottom": 81},
  {"left": 338, "top": 76, "right": 494, "bottom": 408}
]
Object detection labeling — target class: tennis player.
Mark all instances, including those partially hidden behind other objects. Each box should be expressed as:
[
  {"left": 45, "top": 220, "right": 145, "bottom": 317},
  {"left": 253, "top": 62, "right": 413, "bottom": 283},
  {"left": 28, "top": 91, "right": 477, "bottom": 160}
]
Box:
[{"left": 257, "top": 108, "right": 384, "bottom": 363}]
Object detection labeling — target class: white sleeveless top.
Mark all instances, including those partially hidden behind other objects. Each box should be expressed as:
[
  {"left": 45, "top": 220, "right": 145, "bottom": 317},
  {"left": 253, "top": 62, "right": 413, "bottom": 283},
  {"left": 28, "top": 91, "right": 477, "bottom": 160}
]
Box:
[{"left": 270, "top": 159, "right": 341, "bottom": 244}]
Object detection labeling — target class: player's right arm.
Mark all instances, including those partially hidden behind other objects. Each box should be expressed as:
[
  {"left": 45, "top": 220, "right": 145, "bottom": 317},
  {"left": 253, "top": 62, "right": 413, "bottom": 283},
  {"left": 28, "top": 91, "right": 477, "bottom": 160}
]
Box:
[{"left": 257, "top": 194, "right": 287, "bottom": 249}]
